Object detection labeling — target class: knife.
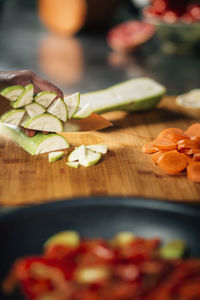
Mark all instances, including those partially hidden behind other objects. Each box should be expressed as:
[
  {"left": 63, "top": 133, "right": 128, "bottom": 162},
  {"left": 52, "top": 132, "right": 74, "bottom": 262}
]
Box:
[{"left": 0, "top": 94, "right": 112, "bottom": 132}]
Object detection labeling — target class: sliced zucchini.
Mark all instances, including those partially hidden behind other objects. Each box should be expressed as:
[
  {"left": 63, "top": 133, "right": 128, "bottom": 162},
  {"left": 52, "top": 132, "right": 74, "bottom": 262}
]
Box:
[
  {"left": 64, "top": 92, "right": 80, "bottom": 119},
  {"left": 11, "top": 84, "right": 34, "bottom": 108},
  {"left": 0, "top": 109, "right": 25, "bottom": 126},
  {"left": 73, "top": 103, "right": 92, "bottom": 119},
  {"left": 44, "top": 231, "right": 80, "bottom": 249},
  {"left": 23, "top": 113, "right": 63, "bottom": 132},
  {"left": 0, "top": 123, "right": 69, "bottom": 155},
  {"left": 75, "top": 267, "right": 110, "bottom": 283},
  {"left": 47, "top": 98, "right": 68, "bottom": 122},
  {"left": 79, "top": 148, "right": 101, "bottom": 167},
  {"left": 0, "top": 85, "right": 24, "bottom": 101},
  {"left": 25, "top": 102, "right": 46, "bottom": 118},
  {"left": 86, "top": 145, "right": 108, "bottom": 154},
  {"left": 48, "top": 151, "right": 64, "bottom": 162},
  {"left": 80, "top": 78, "right": 166, "bottom": 113},
  {"left": 66, "top": 161, "right": 79, "bottom": 168},
  {"left": 34, "top": 91, "right": 57, "bottom": 108},
  {"left": 68, "top": 145, "right": 86, "bottom": 162},
  {"left": 160, "top": 239, "right": 187, "bottom": 259},
  {"left": 112, "top": 231, "right": 135, "bottom": 246}
]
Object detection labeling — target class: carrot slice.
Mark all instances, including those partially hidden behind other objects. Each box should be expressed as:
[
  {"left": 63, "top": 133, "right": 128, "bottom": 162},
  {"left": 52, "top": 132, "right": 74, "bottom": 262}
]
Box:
[
  {"left": 184, "top": 123, "right": 200, "bottom": 138},
  {"left": 192, "top": 153, "right": 200, "bottom": 162},
  {"left": 142, "top": 142, "right": 158, "bottom": 154},
  {"left": 157, "top": 128, "right": 189, "bottom": 143},
  {"left": 157, "top": 150, "right": 188, "bottom": 175},
  {"left": 184, "top": 148, "right": 200, "bottom": 155},
  {"left": 153, "top": 138, "right": 177, "bottom": 151},
  {"left": 177, "top": 139, "right": 200, "bottom": 150},
  {"left": 151, "top": 151, "right": 165, "bottom": 164},
  {"left": 187, "top": 161, "right": 200, "bottom": 182}
]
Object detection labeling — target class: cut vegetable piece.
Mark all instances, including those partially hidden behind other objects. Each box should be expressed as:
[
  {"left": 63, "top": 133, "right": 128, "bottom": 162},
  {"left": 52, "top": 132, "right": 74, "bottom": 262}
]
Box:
[
  {"left": 75, "top": 266, "right": 110, "bottom": 284},
  {"left": 142, "top": 141, "right": 158, "bottom": 154},
  {"left": 0, "top": 123, "right": 69, "bottom": 155},
  {"left": 177, "top": 139, "right": 200, "bottom": 151},
  {"left": 47, "top": 98, "right": 68, "bottom": 122},
  {"left": 153, "top": 138, "right": 177, "bottom": 151},
  {"left": 68, "top": 145, "right": 86, "bottom": 162},
  {"left": 48, "top": 151, "right": 64, "bottom": 162},
  {"left": 176, "top": 89, "right": 200, "bottom": 109},
  {"left": 0, "top": 85, "right": 24, "bottom": 101},
  {"left": 192, "top": 153, "right": 200, "bottom": 162},
  {"left": 73, "top": 103, "right": 92, "bottom": 119},
  {"left": 23, "top": 113, "right": 63, "bottom": 132},
  {"left": 11, "top": 84, "right": 34, "bottom": 108},
  {"left": 187, "top": 161, "right": 200, "bottom": 182},
  {"left": 157, "top": 128, "right": 189, "bottom": 143},
  {"left": 158, "top": 150, "right": 188, "bottom": 175},
  {"left": 113, "top": 231, "right": 135, "bottom": 246},
  {"left": 64, "top": 92, "right": 80, "bottom": 119},
  {"left": 86, "top": 144, "right": 108, "bottom": 154},
  {"left": 34, "top": 91, "right": 57, "bottom": 108},
  {"left": 184, "top": 123, "right": 200, "bottom": 138},
  {"left": 44, "top": 231, "right": 80, "bottom": 249},
  {"left": 79, "top": 148, "right": 101, "bottom": 167},
  {"left": 0, "top": 109, "right": 25, "bottom": 126},
  {"left": 66, "top": 161, "right": 79, "bottom": 168},
  {"left": 160, "top": 240, "right": 186, "bottom": 259},
  {"left": 25, "top": 102, "right": 46, "bottom": 118},
  {"left": 151, "top": 151, "right": 165, "bottom": 164},
  {"left": 80, "top": 78, "right": 166, "bottom": 114}
]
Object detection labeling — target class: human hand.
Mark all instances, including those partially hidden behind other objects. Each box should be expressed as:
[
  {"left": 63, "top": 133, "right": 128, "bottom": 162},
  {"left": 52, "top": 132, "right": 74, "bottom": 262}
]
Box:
[{"left": 0, "top": 70, "right": 63, "bottom": 98}]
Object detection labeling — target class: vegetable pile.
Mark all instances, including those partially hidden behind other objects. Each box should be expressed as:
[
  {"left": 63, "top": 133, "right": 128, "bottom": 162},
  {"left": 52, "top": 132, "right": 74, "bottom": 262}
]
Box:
[
  {"left": 0, "top": 85, "right": 92, "bottom": 136},
  {"left": 3, "top": 230, "right": 200, "bottom": 300},
  {"left": 142, "top": 123, "right": 200, "bottom": 182},
  {"left": 48, "top": 144, "right": 108, "bottom": 168}
]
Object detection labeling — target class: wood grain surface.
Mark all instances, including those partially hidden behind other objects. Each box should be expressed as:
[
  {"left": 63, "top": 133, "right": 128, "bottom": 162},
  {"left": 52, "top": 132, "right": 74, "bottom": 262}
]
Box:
[{"left": 0, "top": 96, "right": 200, "bottom": 206}]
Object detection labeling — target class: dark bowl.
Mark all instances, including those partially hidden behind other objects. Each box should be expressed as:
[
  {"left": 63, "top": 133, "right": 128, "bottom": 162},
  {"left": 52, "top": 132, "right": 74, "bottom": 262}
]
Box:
[{"left": 0, "top": 197, "right": 200, "bottom": 299}]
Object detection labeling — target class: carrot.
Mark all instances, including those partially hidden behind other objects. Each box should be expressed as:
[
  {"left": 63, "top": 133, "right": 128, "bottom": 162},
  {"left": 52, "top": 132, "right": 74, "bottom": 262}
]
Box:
[
  {"left": 142, "top": 142, "right": 158, "bottom": 154},
  {"left": 157, "top": 150, "right": 188, "bottom": 175},
  {"left": 187, "top": 161, "right": 200, "bottom": 182},
  {"left": 192, "top": 153, "right": 200, "bottom": 162},
  {"left": 184, "top": 123, "right": 200, "bottom": 138},
  {"left": 184, "top": 148, "right": 200, "bottom": 155},
  {"left": 177, "top": 139, "right": 200, "bottom": 151},
  {"left": 157, "top": 128, "right": 189, "bottom": 143},
  {"left": 151, "top": 151, "right": 165, "bottom": 164},
  {"left": 153, "top": 138, "right": 177, "bottom": 151}
]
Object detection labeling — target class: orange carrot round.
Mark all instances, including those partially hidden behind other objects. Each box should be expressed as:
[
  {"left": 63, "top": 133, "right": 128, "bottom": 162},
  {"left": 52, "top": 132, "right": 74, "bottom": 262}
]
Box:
[
  {"left": 157, "top": 150, "right": 188, "bottom": 175},
  {"left": 192, "top": 153, "right": 200, "bottom": 162},
  {"left": 187, "top": 161, "right": 200, "bottom": 182},
  {"left": 184, "top": 123, "right": 200, "bottom": 138},
  {"left": 153, "top": 138, "right": 177, "bottom": 151},
  {"left": 142, "top": 142, "right": 158, "bottom": 154},
  {"left": 151, "top": 151, "right": 165, "bottom": 164},
  {"left": 157, "top": 128, "right": 189, "bottom": 143}
]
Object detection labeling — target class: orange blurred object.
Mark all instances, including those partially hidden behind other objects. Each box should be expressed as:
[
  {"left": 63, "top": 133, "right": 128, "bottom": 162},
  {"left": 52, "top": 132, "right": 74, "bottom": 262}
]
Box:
[
  {"left": 38, "top": 0, "right": 87, "bottom": 36},
  {"left": 39, "top": 34, "right": 83, "bottom": 85}
]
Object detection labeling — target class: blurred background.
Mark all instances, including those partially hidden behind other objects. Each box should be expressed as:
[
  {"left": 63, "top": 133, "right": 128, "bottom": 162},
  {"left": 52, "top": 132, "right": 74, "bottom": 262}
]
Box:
[{"left": 0, "top": 0, "right": 200, "bottom": 95}]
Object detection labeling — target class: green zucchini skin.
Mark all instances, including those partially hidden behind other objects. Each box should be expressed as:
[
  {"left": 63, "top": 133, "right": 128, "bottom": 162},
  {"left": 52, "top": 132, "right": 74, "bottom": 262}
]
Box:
[
  {"left": 80, "top": 78, "right": 166, "bottom": 114},
  {"left": 0, "top": 123, "right": 69, "bottom": 155}
]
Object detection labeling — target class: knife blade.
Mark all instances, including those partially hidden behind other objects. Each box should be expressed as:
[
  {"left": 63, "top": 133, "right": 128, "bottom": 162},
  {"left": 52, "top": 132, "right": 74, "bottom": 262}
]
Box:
[{"left": 0, "top": 95, "right": 112, "bottom": 132}]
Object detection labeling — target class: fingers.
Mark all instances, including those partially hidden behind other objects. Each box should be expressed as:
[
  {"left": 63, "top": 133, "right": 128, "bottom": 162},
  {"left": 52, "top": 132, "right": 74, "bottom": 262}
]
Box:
[
  {"left": 0, "top": 70, "right": 64, "bottom": 99},
  {"left": 32, "top": 74, "right": 63, "bottom": 98}
]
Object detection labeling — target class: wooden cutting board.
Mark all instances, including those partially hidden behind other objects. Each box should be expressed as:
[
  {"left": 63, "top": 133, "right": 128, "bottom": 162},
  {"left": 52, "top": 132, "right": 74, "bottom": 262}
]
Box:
[{"left": 0, "top": 96, "right": 200, "bottom": 206}]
